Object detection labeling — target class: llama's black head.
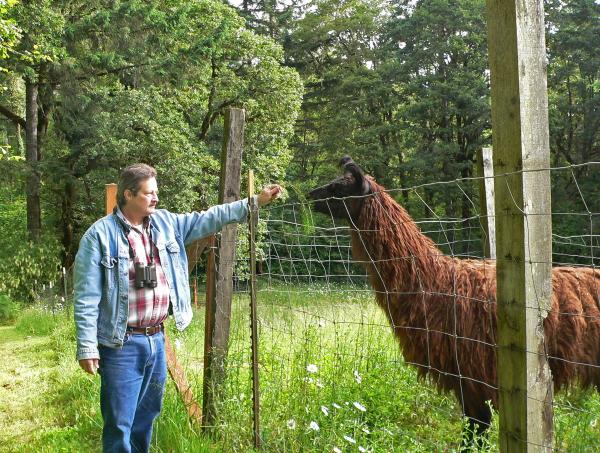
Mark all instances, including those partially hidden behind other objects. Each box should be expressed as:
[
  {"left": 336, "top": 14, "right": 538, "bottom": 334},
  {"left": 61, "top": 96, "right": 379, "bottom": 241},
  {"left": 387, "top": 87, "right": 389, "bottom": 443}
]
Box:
[{"left": 308, "top": 156, "right": 372, "bottom": 221}]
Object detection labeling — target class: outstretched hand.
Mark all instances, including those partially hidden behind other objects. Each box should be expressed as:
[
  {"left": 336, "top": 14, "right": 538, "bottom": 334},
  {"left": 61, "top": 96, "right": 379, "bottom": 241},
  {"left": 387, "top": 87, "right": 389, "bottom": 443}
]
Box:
[{"left": 257, "top": 184, "right": 283, "bottom": 207}]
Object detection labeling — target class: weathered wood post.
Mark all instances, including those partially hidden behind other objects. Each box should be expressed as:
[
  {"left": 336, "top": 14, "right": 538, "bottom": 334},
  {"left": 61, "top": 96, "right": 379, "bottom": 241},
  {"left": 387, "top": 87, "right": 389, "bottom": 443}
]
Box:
[
  {"left": 248, "top": 170, "right": 261, "bottom": 448},
  {"left": 486, "top": 0, "right": 554, "bottom": 451},
  {"left": 476, "top": 147, "right": 496, "bottom": 259},
  {"left": 202, "top": 108, "right": 245, "bottom": 428}
]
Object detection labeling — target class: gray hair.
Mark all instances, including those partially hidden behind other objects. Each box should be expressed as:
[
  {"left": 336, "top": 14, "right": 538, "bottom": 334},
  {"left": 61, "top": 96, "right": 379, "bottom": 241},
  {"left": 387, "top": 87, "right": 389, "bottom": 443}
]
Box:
[{"left": 117, "top": 163, "right": 157, "bottom": 208}]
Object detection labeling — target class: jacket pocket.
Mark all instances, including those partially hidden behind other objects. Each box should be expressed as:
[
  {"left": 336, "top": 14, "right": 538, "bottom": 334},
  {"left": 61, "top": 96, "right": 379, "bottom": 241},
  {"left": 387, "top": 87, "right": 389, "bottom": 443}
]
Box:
[
  {"left": 166, "top": 241, "right": 181, "bottom": 268},
  {"left": 166, "top": 241, "right": 180, "bottom": 254},
  {"left": 101, "top": 255, "right": 117, "bottom": 293}
]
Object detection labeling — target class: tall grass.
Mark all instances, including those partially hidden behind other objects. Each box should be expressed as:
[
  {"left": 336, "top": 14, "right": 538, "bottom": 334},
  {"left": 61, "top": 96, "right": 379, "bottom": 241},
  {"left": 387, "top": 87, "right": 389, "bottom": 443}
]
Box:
[
  {"left": 5, "top": 283, "right": 600, "bottom": 452},
  {"left": 15, "top": 305, "right": 61, "bottom": 336}
]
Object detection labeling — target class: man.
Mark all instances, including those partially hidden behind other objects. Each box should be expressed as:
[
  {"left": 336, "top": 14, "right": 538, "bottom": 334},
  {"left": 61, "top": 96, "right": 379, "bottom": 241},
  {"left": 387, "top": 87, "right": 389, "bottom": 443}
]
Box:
[{"left": 74, "top": 163, "right": 280, "bottom": 453}]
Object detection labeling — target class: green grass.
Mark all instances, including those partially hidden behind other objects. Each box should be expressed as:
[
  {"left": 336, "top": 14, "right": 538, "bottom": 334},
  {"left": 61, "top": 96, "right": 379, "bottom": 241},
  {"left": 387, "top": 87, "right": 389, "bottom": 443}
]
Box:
[
  {"left": 15, "top": 306, "right": 62, "bottom": 336},
  {"left": 1, "top": 282, "right": 599, "bottom": 452}
]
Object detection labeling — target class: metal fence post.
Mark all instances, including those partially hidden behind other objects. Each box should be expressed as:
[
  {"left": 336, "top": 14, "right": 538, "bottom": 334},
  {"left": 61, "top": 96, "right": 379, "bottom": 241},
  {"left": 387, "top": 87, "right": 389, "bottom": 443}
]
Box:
[{"left": 248, "top": 170, "right": 261, "bottom": 448}]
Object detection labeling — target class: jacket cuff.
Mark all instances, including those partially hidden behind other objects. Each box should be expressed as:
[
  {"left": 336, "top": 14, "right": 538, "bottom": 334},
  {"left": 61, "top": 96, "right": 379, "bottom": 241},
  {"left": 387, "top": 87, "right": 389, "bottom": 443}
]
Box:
[{"left": 76, "top": 346, "right": 100, "bottom": 361}]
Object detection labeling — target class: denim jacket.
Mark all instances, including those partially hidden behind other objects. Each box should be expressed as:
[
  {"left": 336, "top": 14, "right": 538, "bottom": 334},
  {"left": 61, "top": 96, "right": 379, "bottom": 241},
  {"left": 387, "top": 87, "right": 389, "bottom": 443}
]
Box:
[{"left": 74, "top": 199, "right": 250, "bottom": 361}]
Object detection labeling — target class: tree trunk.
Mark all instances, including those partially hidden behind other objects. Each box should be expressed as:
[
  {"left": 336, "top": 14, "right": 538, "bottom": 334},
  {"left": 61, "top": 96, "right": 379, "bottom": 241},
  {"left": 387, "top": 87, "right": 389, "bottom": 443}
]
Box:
[
  {"left": 61, "top": 178, "right": 76, "bottom": 268},
  {"left": 25, "top": 79, "right": 41, "bottom": 241}
]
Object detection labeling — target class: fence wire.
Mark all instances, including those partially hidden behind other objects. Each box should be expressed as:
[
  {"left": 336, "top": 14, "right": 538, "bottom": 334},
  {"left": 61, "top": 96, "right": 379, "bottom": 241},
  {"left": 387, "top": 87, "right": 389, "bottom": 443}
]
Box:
[
  {"left": 28, "top": 163, "right": 600, "bottom": 452},
  {"left": 224, "top": 163, "right": 597, "bottom": 451}
]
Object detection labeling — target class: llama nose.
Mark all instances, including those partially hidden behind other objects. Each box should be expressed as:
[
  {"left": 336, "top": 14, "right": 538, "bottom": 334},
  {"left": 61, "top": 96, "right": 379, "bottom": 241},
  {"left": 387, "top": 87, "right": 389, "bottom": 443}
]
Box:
[{"left": 308, "top": 186, "right": 328, "bottom": 200}]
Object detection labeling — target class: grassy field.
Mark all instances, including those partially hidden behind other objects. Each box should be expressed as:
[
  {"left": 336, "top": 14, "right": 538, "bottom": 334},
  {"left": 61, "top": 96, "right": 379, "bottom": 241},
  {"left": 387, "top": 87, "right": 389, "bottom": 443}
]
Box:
[{"left": 1, "top": 282, "right": 599, "bottom": 452}]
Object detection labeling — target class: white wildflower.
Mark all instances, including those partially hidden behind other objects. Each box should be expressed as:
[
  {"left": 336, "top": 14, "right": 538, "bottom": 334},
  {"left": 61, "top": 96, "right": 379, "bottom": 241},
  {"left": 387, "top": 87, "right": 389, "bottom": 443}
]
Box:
[
  {"left": 306, "top": 364, "right": 318, "bottom": 373},
  {"left": 303, "top": 377, "right": 314, "bottom": 384},
  {"left": 353, "top": 402, "right": 367, "bottom": 412},
  {"left": 383, "top": 428, "right": 393, "bottom": 435},
  {"left": 343, "top": 435, "right": 356, "bottom": 444},
  {"left": 591, "top": 419, "right": 597, "bottom": 428},
  {"left": 316, "top": 379, "right": 324, "bottom": 388},
  {"left": 362, "top": 427, "right": 370, "bottom": 434},
  {"left": 318, "top": 319, "right": 326, "bottom": 327},
  {"left": 354, "top": 370, "right": 362, "bottom": 384},
  {"left": 308, "top": 421, "right": 320, "bottom": 431},
  {"left": 332, "top": 403, "right": 341, "bottom": 409},
  {"left": 358, "top": 447, "right": 367, "bottom": 453},
  {"left": 321, "top": 405, "right": 329, "bottom": 416},
  {"left": 287, "top": 419, "right": 296, "bottom": 430},
  {"left": 174, "top": 339, "right": 182, "bottom": 350},
  {"left": 333, "top": 448, "right": 342, "bottom": 453}
]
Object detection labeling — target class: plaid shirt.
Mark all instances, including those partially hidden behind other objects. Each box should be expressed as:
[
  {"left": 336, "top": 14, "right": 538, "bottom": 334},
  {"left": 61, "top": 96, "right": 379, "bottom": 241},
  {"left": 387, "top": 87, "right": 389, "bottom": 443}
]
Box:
[{"left": 126, "top": 220, "right": 170, "bottom": 327}]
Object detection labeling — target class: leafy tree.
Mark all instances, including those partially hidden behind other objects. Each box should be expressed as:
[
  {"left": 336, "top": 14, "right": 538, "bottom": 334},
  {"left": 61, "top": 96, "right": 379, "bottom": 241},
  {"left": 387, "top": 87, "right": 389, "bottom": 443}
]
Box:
[
  {"left": 546, "top": 0, "right": 600, "bottom": 262},
  {"left": 379, "top": 0, "right": 490, "bottom": 220},
  {"left": 284, "top": 0, "right": 390, "bottom": 185},
  {"left": 0, "top": 0, "right": 20, "bottom": 69},
  {"left": 547, "top": 0, "right": 600, "bottom": 169},
  {"left": 0, "top": 0, "right": 302, "bottom": 273}
]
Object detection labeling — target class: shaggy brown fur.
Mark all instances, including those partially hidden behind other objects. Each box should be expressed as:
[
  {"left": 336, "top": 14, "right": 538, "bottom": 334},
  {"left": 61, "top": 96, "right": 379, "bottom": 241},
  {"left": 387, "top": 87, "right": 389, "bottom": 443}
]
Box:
[{"left": 309, "top": 158, "right": 600, "bottom": 441}]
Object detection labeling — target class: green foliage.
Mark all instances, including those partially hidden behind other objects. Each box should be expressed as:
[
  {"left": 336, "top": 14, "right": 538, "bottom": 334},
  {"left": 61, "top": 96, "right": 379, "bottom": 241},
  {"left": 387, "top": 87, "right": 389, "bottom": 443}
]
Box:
[
  {"left": 546, "top": 0, "right": 600, "bottom": 249},
  {"left": 0, "top": 0, "right": 20, "bottom": 66},
  {"left": 0, "top": 293, "right": 19, "bottom": 324},
  {"left": 0, "top": 0, "right": 302, "bottom": 275},
  {"left": 0, "top": 232, "right": 62, "bottom": 302}
]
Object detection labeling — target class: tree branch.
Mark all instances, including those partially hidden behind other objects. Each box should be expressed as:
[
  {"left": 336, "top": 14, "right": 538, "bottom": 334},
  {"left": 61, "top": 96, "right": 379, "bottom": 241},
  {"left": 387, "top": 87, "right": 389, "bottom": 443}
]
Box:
[
  {"left": 0, "top": 104, "right": 26, "bottom": 128},
  {"left": 76, "top": 63, "right": 152, "bottom": 81}
]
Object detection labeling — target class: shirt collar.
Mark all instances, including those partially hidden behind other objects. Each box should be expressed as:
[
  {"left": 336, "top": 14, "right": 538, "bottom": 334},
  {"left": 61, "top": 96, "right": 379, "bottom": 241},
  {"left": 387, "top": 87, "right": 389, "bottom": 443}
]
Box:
[{"left": 114, "top": 206, "right": 151, "bottom": 234}]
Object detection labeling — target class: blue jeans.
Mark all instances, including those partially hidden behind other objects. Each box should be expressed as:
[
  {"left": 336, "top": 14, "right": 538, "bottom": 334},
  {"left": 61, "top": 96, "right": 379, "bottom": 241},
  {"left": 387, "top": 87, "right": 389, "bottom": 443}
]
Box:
[{"left": 99, "top": 331, "right": 167, "bottom": 453}]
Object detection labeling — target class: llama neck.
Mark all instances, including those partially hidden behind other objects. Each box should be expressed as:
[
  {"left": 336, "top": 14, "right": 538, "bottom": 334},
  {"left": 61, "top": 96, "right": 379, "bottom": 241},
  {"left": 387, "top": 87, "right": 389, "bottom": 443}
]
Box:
[{"left": 351, "top": 190, "right": 445, "bottom": 295}]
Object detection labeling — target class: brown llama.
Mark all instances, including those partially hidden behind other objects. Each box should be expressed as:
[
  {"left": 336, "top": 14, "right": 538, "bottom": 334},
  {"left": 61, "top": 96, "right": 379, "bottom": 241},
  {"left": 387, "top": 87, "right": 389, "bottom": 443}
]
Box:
[{"left": 308, "top": 156, "right": 600, "bottom": 446}]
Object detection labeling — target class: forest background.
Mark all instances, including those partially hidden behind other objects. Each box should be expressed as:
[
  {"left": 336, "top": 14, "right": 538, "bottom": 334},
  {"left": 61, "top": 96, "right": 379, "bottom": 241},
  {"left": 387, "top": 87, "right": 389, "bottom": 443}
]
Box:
[{"left": 0, "top": 0, "right": 598, "bottom": 307}]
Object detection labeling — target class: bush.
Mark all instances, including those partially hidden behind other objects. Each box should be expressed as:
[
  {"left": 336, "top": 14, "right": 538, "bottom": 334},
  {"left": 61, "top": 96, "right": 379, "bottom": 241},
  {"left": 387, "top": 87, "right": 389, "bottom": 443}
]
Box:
[
  {"left": 0, "top": 293, "right": 20, "bottom": 324},
  {"left": 0, "top": 233, "right": 63, "bottom": 303}
]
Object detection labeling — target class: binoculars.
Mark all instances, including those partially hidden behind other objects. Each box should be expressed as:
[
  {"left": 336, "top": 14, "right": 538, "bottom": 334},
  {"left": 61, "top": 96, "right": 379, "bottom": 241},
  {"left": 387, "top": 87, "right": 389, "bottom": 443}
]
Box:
[{"left": 134, "top": 262, "right": 158, "bottom": 289}]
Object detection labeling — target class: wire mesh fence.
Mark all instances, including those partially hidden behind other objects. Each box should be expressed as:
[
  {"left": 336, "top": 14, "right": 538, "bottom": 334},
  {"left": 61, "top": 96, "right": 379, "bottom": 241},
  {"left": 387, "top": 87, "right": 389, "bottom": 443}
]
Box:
[
  {"left": 186, "top": 162, "right": 599, "bottom": 451},
  {"left": 23, "top": 163, "right": 600, "bottom": 451}
]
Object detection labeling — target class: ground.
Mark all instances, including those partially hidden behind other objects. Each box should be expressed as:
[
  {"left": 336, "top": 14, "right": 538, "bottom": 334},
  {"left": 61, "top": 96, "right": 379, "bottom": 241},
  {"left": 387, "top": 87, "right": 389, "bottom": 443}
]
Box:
[{"left": 0, "top": 326, "right": 58, "bottom": 449}]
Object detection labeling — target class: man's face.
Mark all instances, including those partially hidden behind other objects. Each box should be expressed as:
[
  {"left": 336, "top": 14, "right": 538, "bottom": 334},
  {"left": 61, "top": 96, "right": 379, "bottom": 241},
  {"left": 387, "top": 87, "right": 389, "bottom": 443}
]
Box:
[{"left": 125, "top": 177, "right": 159, "bottom": 219}]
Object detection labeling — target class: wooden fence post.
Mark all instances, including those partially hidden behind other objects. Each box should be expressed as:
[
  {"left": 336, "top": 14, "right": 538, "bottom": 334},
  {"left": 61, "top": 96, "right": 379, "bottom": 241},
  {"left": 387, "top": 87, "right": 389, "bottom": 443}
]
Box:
[
  {"left": 476, "top": 147, "right": 496, "bottom": 260},
  {"left": 202, "top": 108, "right": 245, "bottom": 428},
  {"left": 105, "top": 183, "right": 117, "bottom": 216},
  {"left": 486, "top": 0, "right": 554, "bottom": 451}
]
